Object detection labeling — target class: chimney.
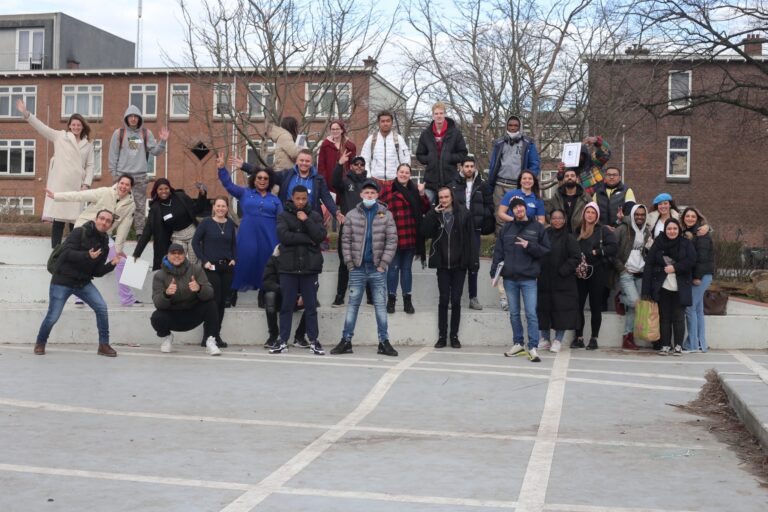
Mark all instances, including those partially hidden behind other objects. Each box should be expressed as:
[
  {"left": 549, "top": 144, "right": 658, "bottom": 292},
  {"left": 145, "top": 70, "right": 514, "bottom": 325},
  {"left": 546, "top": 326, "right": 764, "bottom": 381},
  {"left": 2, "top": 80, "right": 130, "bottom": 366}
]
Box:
[
  {"left": 363, "top": 56, "right": 378, "bottom": 71},
  {"left": 742, "top": 34, "right": 765, "bottom": 56},
  {"left": 66, "top": 59, "right": 80, "bottom": 69},
  {"left": 625, "top": 44, "right": 650, "bottom": 56}
]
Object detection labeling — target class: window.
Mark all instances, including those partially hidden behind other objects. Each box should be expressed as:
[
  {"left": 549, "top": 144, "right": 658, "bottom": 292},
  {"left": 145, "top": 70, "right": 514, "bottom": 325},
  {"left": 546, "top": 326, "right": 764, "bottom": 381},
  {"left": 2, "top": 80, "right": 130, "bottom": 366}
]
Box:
[
  {"left": 129, "top": 84, "right": 158, "bottom": 118},
  {"left": 668, "top": 70, "right": 691, "bottom": 110},
  {"left": 540, "top": 170, "right": 558, "bottom": 200},
  {"left": 0, "top": 196, "right": 35, "bottom": 215},
  {"left": 248, "top": 83, "right": 270, "bottom": 118},
  {"left": 170, "top": 84, "right": 190, "bottom": 118},
  {"left": 305, "top": 83, "right": 351, "bottom": 118},
  {"left": 667, "top": 136, "right": 690, "bottom": 179},
  {"left": 0, "top": 140, "right": 35, "bottom": 175},
  {"left": 16, "top": 29, "right": 44, "bottom": 70},
  {"left": 246, "top": 140, "right": 275, "bottom": 167},
  {"left": 0, "top": 86, "right": 36, "bottom": 118},
  {"left": 213, "top": 83, "right": 233, "bottom": 118},
  {"left": 62, "top": 85, "right": 103, "bottom": 118},
  {"left": 547, "top": 138, "right": 563, "bottom": 159},
  {"left": 147, "top": 154, "right": 156, "bottom": 176},
  {"left": 92, "top": 139, "right": 102, "bottom": 177}
]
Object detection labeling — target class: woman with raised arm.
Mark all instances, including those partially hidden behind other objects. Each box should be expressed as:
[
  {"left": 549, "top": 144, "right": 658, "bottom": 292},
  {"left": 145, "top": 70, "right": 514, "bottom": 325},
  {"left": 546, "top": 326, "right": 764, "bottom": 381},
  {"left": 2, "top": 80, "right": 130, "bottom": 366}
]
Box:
[{"left": 317, "top": 120, "right": 356, "bottom": 194}]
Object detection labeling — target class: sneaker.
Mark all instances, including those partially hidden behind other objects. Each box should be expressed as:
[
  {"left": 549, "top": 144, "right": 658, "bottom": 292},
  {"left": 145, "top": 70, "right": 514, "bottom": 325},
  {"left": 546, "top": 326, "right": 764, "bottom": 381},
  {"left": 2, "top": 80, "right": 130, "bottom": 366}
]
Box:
[
  {"left": 332, "top": 295, "right": 344, "bottom": 308},
  {"left": 550, "top": 340, "right": 561, "bottom": 353},
  {"left": 469, "top": 297, "right": 483, "bottom": 310},
  {"left": 450, "top": 336, "right": 461, "bottom": 349},
  {"left": 205, "top": 336, "right": 222, "bottom": 356},
  {"left": 504, "top": 344, "right": 525, "bottom": 357},
  {"left": 434, "top": 337, "right": 447, "bottom": 349},
  {"left": 586, "top": 338, "right": 599, "bottom": 350},
  {"left": 127, "top": 300, "right": 144, "bottom": 307},
  {"left": 539, "top": 340, "right": 551, "bottom": 351},
  {"left": 264, "top": 336, "right": 278, "bottom": 349},
  {"left": 309, "top": 341, "right": 325, "bottom": 356},
  {"left": 499, "top": 297, "right": 509, "bottom": 311},
  {"left": 378, "top": 340, "right": 398, "bottom": 357},
  {"left": 269, "top": 342, "right": 288, "bottom": 354},
  {"left": 658, "top": 346, "right": 671, "bottom": 356},
  {"left": 160, "top": 335, "right": 173, "bottom": 353},
  {"left": 673, "top": 344, "right": 683, "bottom": 356},
  {"left": 570, "top": 337, "right": 585, "bottom": 349},
  {"left": 330, "top": 338, "right": 353, "bottom": 355},
  {"left": 293, "top": 337, "right": 310, "bottom": 349},
  {"left": 528, "top": 348, "right": 541, "bottom": 363}
]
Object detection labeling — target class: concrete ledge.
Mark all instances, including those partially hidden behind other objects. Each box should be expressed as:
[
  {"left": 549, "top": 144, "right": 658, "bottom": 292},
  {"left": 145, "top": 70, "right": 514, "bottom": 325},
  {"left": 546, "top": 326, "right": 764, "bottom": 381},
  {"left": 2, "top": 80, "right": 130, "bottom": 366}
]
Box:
[{"left": 717, "top": 370, "right": 768, "bottom": 452}]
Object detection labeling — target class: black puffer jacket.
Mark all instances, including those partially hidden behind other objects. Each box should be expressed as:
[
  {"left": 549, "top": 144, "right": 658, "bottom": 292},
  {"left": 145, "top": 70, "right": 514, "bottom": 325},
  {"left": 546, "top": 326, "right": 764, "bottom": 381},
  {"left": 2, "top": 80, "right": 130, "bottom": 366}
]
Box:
[
  {"left": 276, "top": 200, "right": 326, "bottom": 274},
  {"left": 332, "top": 163, "right": 368, "bottom": 214},
  {"left": 52, "top": 221, "right": 115, "bottom": 288},
  {"left": 490, "top": 218, "right": 551, "bottom": 280},
  {"left": 452, "top": 173, "right": 495, "bottom": 235},
  {"left": 422, "top": 206, "right": 478, "bottom": 271},
  {"left": 415, "top": 118, "right": 468, "bottom": 192},
  {"left": 685, "top": 228, "right": 715, "bottom": 279},
  {"left": 642, "top": 235, "right": 697, "bottom": 306},
  {"left": 537, "top": 226, "right": 580, "bottom": 330},
  {"left": 261, "top": 253, "right": 281, "bottom": 293}
]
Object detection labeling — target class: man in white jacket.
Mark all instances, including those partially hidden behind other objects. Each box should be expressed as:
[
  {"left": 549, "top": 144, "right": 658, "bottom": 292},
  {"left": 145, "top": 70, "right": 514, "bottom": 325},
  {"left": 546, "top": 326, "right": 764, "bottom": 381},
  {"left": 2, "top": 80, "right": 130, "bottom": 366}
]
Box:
[{"left": 360, "top": 110, "right": 411, "bottom": 182}]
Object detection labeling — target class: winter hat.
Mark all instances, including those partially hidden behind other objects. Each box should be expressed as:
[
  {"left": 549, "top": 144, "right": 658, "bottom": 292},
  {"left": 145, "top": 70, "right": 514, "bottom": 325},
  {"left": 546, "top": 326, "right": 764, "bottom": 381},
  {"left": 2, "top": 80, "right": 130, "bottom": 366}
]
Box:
[
  {"left": 350, "top": 156, "right": 366, "bottom": 166},
  {"left": 653, "top": 192, "right": 673, "bottom": 205},
  {"left": 583, "top": 201, "right": 600, "bottom": 219},
  {"left": 509, "top": 196, "right": 526, "bottom": 209},
  {"left": 361, "top": 179, "right": 380, "bottom": 192}
]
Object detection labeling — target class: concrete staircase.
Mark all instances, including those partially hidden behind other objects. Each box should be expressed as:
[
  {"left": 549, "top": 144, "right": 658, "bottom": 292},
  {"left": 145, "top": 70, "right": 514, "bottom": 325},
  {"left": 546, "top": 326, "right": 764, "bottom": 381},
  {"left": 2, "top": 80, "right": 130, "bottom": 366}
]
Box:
[{"left": 1, "top": 236, "right": 766, "bottom": 349}]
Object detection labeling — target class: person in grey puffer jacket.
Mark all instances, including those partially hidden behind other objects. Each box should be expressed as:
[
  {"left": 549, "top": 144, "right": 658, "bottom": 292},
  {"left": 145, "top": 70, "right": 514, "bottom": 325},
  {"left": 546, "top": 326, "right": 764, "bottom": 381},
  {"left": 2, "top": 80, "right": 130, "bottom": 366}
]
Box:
[{"left": 108, "top": 105, "right": 169, "bottom": 235}]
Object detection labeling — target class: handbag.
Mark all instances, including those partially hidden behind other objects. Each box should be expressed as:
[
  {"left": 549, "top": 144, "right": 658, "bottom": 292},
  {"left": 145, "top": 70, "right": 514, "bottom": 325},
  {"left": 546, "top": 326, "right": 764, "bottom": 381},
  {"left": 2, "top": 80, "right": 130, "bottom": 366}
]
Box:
[
  {"left": 614, "top": 293, "right": 626, "bottom": 315},
  {"left": 704, "top": 290, "right": 728, "bottom": 315},
  {"left": 575, "top": 253, "right": 593, "bottom": 280},
  {"left": 634, "top": 299, "right": 660, "bottom": 340}
]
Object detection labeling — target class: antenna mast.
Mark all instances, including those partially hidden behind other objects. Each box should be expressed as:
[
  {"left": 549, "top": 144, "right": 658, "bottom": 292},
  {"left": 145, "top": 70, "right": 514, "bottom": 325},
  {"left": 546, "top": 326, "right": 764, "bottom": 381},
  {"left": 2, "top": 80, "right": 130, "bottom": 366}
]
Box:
[{"left": 135, "top": 0, "right": 143, "bottom": 67}]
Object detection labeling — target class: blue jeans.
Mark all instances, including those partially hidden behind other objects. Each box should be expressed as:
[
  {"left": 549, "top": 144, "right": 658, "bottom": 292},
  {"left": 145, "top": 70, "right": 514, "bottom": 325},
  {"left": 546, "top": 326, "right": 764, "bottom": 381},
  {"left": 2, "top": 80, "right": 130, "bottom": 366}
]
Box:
[
  {"left": 343, "top": 263, "right": 388, "bottom": 342},
  {"left": 540, "top": 329, "right": 565, "bottom": 342},
  {"left": 619, "top": 271, "right": 643, "bottom": 335},
  {"left": 503, "top": 279, "right": 539, "bottom": 348},
  {"left": 685, "top": 274, "right": 713, "bottom": 352},
  {"left": 37, "top": 282, "right": 110, "bottom": 345},
  {"left": 387, "top": 248, "right": 414, "bottom": 295}
]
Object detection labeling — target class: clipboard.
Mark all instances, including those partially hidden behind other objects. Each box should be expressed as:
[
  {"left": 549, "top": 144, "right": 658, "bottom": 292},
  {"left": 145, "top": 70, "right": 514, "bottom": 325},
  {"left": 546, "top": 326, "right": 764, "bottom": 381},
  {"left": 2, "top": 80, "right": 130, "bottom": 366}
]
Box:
[
  {"left": 491, "top": 261, "right": 505, "bottom": 287},
  {"left": 119, "top": 257, "right": 150, "bottom": 289},
  {"left": 561, "top": 143, "right": 581, "bottom": 167}
]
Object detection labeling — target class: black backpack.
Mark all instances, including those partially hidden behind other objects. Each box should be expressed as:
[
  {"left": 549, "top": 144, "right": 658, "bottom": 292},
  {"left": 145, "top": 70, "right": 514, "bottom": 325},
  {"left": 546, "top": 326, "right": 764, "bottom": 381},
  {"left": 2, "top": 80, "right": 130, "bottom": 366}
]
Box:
[{"left": 47, "top": 229, "right": 88, "bottom": 274}]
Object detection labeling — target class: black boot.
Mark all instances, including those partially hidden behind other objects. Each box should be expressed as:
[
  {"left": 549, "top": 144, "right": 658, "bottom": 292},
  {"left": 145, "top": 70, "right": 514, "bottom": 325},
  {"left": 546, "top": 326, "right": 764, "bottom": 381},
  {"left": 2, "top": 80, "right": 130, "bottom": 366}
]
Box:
[
  {"left": 330, "top": 338, "right": 353, "bottom": 355},
  {"left": 403, "top": 294, "right": 415, "bottom": 314},
  {"left": 216, "top": 335, "right": 228, "bottom": 348},
  {"left": 434, "top": 337, "right": 447, "bottom": 348},
  {"left": 378, "top": 339, "right": 398, "bottom": 357},
  {"left": 450, "top": 336, "right": 462, "bottom": 349},
  {"left": 386, "top": 294, "right": 396, "bottom": 314},
  {"left": 586, "top": 337, "right": 599, "bottom": 350}
]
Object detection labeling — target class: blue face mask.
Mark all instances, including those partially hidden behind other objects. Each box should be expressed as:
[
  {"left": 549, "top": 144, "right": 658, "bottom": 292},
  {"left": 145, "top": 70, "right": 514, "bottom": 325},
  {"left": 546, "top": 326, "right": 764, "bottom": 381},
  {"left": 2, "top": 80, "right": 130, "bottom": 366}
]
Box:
[{"left": 362, "top": 199, "right": 377, "bottom": 208}]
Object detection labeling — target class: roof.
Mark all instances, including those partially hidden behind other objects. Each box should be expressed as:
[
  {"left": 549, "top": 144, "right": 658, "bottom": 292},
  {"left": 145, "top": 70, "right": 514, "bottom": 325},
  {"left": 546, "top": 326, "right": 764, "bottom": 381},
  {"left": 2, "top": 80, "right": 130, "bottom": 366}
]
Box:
[{"left": 588, "top": 53, "right": 768, "bottom": 63}]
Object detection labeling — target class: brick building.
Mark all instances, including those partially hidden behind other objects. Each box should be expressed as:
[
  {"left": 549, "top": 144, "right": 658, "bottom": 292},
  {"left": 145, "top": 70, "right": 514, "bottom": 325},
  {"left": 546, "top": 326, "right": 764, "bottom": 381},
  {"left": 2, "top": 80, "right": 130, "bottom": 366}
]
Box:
[{"left": 587, "top": 40, "right": 768, "bottom": 246}]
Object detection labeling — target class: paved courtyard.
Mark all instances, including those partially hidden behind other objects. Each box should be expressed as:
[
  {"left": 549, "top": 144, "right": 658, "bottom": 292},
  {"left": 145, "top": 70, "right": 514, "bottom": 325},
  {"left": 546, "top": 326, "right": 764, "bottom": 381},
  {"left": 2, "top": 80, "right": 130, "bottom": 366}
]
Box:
[{"left": 1, "top": 343, "right": 767, "bottom": 512}]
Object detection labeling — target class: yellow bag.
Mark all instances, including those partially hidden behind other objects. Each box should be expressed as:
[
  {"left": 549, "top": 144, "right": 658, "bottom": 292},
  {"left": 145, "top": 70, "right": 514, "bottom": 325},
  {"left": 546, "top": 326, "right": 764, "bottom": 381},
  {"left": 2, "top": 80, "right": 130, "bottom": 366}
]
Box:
[{"left": 634, "top": 299, "right": 660, "bottom": 340}]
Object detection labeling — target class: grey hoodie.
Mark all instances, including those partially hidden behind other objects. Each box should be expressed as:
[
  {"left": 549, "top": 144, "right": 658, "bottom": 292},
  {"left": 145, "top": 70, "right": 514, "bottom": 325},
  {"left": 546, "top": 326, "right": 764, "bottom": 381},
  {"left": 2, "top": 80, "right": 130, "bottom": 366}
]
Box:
[{"left": 108, "top": 105, "right": 166, "bottom": 177}]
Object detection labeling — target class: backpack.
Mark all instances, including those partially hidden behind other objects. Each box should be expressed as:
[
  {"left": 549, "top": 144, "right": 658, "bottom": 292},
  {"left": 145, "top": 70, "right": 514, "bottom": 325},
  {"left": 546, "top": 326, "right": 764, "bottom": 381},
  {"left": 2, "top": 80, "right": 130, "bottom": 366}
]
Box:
[
  {"left": 47, "top": 229, "right": 88, "bottom": 274},
  {"left": 118, "top": 127, "right": 150, "bottom": 161}
]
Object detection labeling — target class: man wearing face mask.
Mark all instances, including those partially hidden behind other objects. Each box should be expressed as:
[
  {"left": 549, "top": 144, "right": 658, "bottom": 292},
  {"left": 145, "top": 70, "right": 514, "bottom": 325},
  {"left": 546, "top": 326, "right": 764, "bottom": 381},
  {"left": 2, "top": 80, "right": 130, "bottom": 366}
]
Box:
[{"left": 545, "top": 168, "right": 591, "bottom": 234}]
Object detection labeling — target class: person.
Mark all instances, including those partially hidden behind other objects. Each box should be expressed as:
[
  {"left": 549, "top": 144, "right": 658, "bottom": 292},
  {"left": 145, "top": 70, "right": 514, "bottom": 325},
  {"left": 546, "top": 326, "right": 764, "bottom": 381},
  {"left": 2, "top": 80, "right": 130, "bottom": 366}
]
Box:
[
  {"left": 271, "top": 185, "right": 327, "bottom": 355},
  {"left": 615, "top": 203, "right": 650, "bottom": 350},
  {"left": 34, "top": 209, "right": 121, "bottom": 356},
  {"left": 360, "top": 110, "right": 411, "bottom": 181},
  {"left": 317, "top": 120, "right": 357, "bottom": 194},
  {"left": 132, "top": 178, "right": 208, "bottom": 271},
  {"left": 592, "top": 166, "right": 635, "bottom": 227},
  {"left": 681, "top": 207, "right": 714, "bottom": 353},
  {"left": 108, "top": 105, "right": 169, "bottom": 236},
  {"left": 642, "top": 218, "right": 696, "bottom": 356},
  {"left": 47, "top": 175, "right": 139, "bottom": 306},
  {"left": 497, "top": 169, "right": 546, "bottom": 224},
  {"left": 216, "top": 154, "right": 282, "bottom": 293},
  {"left": 379, "top": 163, "right": 430, "bottom": 314},
  {"left": 645, "top": 193, "right": 680, "bottom": 242},
  {"left": 558, "top": 136, "right": 611, "bottom": 195},
  {"left": 150, "top": 243, "right": 221, "bottom": 356},
  {"left": 16, "top": 99, "right": 94, "bottom": 248},
  {"left": 487, "top": 115, "right": 540, "bottom": 230},
  {"left": 264, "top": 117, "right": 302, "bottom": 171},
  {"left": 572, "top": 202, "right": 618, "bottom": 350},
  {"left": 261, "top": 245, "right": 310, "bottom": 350},
  {"left": 492, "top": 197, "right": 551, "bottom": 362},
  {"left": 422, "top": 186, "right": 478, "bottom": 348},
  {"left": 537, "top": 209, "right": 579, "bottom": 353},
  {"left": 192, "top": 196, "right": 237, "bottom": 349},
  {"left": 331, "top": 179, "right": 399, "bottom": 356},
  {"left": 331, "top": 153, "right": 370, "bottom": 307},
  {"left": 545, "top": 168, "right": 591, "bottom": 234},
  {"left": 415, "top": 101, "right": 468, "bottom": 202},
  {"left": 451, "top": 156, "right": 494, "bottom": 310}
]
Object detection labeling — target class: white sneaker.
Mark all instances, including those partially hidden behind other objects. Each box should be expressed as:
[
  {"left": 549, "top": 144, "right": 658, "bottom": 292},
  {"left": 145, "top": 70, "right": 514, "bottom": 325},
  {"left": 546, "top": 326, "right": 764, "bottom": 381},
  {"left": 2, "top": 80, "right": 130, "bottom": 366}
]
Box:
[
  {"left": 658, "top": 346, "right": 671, "bottom": 356},
  {"left": 550, "top": 340, "right": 561, "bottom": 353},
  {"left": 528, "top": 348, "right": 541, "bottom": 362},
  {"left": 205, "top": 336, "right": 222, "bottom": 356},
  {"left": 504, "top": 344, "right": 525, "bottom": 357},
  {"left": 499, "top": 297, "right": 509, "bottom": 311},
  {"left": 160, "top": 335, "right": 173, "bottom": 353},
  {"left": 673, "top": 344, "right": 683, "bottom": 357},
  {"left": 539, "top": 340, "right": 551, "bottom": 351}
]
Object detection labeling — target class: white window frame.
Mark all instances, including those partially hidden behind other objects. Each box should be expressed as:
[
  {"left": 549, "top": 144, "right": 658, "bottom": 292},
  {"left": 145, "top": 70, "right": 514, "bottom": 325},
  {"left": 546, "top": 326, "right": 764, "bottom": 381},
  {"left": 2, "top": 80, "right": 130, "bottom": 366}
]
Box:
[
  {"left": 170, "top": 83, "right": 190, "bottom": 119},
  {"left": 0, "top": 139, "right": 36, "bottom": 175},
  {"left": 129, "top": 83, "right": 158, "bottom": 118},
  {"left": 248, "top": 83, "right": 270, "bottom": 119},
  {"left": 666, "top": 136, "right": 691, "bottom": 179},
  {"left": 0, "top": 196, "right": 35, "bottom": 215},
  {"left": 62, "top": 84, "right": 103, "bottom": 118},
  {"left": 245, "top": 139, "right": 276, "bottom": 167},
  {"left": 668, "top": 70, "right": 692, "bottom": 110},
  {"left": 305, "top": 82, "right": 352, "bottom": 118},
  {"left": 0, "top": 85, "right": 36, "bottom": 118},
  {"left": 92, "top": 139, "right": 102, "bottom": 177},
  {"left": 16, "top": 29, "right": 45, "bottom": 70},
  {"left": 213, "top": 83, "right": 234, "bottom": 118},
  {"left": 147, "top": 153, "right": 157, "bottom": 177}
]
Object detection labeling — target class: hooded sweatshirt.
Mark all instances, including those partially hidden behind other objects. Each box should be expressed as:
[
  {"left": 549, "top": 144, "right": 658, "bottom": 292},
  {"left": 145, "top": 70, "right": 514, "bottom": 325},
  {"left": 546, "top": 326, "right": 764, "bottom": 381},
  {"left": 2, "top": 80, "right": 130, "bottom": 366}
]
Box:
[
  {"left": 108, "top": 105, "right": 166, "bottom": 177},
  {"left": 624, "top": 203, "right": 648, "bottom": 274}
]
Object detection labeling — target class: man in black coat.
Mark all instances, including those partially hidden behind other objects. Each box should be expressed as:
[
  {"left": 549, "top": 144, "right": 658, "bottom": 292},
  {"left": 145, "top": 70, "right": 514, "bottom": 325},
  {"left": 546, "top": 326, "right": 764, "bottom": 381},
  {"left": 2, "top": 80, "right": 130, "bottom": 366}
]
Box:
[
  {"left": 272, "top": 185, "right": 327, "bottom": 355},
  {"left": 35, "top": 210, "right": 121, "bottom": 357},
  {"left": 416, "top": 102, "right": 468, "bottom": 203}
]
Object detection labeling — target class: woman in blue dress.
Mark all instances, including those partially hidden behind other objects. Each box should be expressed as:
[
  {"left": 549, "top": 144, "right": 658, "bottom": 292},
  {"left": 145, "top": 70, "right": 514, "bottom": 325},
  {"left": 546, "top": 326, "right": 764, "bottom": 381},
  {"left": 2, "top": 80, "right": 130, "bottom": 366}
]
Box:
[{"left": 215, "top": 153, "right": 282, "bottom": 292}]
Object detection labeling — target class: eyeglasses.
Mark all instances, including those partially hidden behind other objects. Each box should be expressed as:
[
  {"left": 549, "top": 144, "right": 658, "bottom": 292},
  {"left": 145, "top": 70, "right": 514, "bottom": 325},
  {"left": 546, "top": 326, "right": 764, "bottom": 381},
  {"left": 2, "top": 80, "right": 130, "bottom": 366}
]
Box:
[
  {"left": 605, "top": 173, "right": 620, "bottom": 177},
  {"left": 255, "top": 176, "right": 269, "bottom": 180}
]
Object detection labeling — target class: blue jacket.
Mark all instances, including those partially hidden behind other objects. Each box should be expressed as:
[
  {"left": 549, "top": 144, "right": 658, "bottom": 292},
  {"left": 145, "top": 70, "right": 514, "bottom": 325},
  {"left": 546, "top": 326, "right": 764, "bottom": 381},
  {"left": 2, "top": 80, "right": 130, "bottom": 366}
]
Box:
[
  {"left": 487, "top": 135, "right": 541, "bottom": 188},
  {"left": 242, "top": 162, "right": 337, "bottom": 216},
  {"left": 490, "top": 218, "right": 550, "bottom": 280}
]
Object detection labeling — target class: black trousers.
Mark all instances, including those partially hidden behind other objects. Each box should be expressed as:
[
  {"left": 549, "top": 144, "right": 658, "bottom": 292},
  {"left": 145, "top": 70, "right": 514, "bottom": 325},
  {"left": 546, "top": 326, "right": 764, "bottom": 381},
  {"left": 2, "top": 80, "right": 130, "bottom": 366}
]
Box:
[
  {"left": 204, "top": 266, "right": 234, "bottom": 335},
  {"left": 437, "top": 268, "right": 466, "bottom": 339},
  {"left": 279, "top": 274, "right": 318, "bottom": 343},
  {"left": 264, "top": 290, "right": 307, "bottom": 340},
  {"left": 576, "top": 270, "right": 606, "bottom": 338},
  {"left": 51, "top": 221, "right": 74, "bottom": 248},
  {"left": 658, "top": 288, "right": 685, "bottom": 348},
  {"left": 151, "top": 300, "right": 219, "bottom": 339}
]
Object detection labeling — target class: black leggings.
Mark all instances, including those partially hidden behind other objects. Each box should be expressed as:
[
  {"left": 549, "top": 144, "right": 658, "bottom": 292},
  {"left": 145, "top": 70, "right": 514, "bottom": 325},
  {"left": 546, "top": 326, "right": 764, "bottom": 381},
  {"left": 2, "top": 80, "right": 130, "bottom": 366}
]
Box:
[
  {"left": 51, "top": 221, "right": 74, "bottom": 248},
  {"left": 658, "top": 288, "right": 685, "bottom": 348},
  {"left": 205, "top": 267, "right": 234, "bottom": 335},
  {"left": 576, "top": 271, "right": 605, "bottom": 339}
]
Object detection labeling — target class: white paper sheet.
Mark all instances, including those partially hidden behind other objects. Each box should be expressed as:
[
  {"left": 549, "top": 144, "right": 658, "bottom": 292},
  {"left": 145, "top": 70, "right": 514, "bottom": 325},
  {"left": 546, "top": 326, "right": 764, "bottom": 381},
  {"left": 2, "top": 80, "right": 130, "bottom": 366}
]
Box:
[
  {"left": 119, "top": 258, "right": 150, "bottom": 289},
  {"left": 491, "top": 261, "right": 505, "bottom": 288},
  {"left": 561, "top": 142, "right": 582, "bottom": 168}
]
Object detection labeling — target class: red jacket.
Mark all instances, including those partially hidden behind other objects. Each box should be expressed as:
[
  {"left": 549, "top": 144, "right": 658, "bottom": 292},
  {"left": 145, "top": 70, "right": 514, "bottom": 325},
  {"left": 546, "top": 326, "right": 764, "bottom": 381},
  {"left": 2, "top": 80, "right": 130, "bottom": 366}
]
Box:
[
  {"left": 379, "top": 181, "right": 430, "bottom": 251},
  {"left": 317, "top": 138, "right": 357, "bottom": 194}
]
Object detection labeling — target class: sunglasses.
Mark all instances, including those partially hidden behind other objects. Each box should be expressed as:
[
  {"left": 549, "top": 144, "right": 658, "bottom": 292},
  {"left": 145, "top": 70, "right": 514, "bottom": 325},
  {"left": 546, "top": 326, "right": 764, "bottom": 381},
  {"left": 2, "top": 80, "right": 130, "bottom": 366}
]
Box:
[{"left": 255, "top": 176, "right": 270, "bottom": 180}]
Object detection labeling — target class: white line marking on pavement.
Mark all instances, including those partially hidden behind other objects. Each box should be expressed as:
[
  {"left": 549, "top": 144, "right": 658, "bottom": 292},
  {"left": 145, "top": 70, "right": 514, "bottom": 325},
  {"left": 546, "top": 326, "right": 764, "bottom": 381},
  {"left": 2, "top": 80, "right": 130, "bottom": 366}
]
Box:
[
  {"left": 411, "top": 366, "right": 550, "bottom": 379},
  {"left": 730, "top": 350, "right": 768, "bottom": 384},
  {"left": 545, "top": 504, "right": 697, "bottom": 512},
  {"left": 569, "top": 355, "right": 741, "bottom": 366},
  {"left": 568, "top": 368, "right": 703, "bottom": 382},
  {"left": 218, "top": 347, "right": 432, "bottom": 512},
  {"left": 515, "top": 349, "right": 571, "bottom": 512},
  {"left": 277, "top": 486, "right": 517, "bottom": 508},
  {"left": 556, "top": 437, "right": 718, "bottom": 451},
  {"left": 566, "top": 377, "right": 699, "bottom": 393}
]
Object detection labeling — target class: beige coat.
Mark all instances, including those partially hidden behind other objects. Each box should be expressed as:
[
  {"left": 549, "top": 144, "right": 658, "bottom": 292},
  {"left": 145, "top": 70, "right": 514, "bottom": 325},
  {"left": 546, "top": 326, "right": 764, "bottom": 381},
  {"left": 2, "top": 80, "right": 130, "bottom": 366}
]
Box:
[
  {"left": 265, "top": 124, "right": 299, "bottom": 171},
  {"left": 27, "top": 114, "right": 94, "bottom": 222},
  {"left": 55, "top": 185, "right": 135, "bottom": 253}
]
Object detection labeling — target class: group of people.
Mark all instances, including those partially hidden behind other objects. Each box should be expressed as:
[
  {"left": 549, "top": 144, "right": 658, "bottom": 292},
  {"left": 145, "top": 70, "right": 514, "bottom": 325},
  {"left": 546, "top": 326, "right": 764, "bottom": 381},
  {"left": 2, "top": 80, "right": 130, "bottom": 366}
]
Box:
[{"left": 27, "top": 100, "right": 715, "bottom": 362}]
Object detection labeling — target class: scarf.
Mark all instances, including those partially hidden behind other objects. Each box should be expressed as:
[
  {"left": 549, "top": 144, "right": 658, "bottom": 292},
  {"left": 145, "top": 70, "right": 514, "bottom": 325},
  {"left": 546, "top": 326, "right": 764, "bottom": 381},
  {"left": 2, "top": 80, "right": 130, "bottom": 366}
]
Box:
[
  {"left": 393, "top": 178, "right": 426, "bottom": 260},
  {"left": 432, "top": 121, "right": 448, "bottom": 155}
]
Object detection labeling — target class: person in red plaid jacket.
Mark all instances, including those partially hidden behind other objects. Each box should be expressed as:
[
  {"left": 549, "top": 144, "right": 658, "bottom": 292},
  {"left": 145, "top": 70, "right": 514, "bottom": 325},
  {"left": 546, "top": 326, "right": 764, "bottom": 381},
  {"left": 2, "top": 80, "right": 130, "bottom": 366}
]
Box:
[{"left": 378, "top": 163, "right": 431, "bottom": 314}]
